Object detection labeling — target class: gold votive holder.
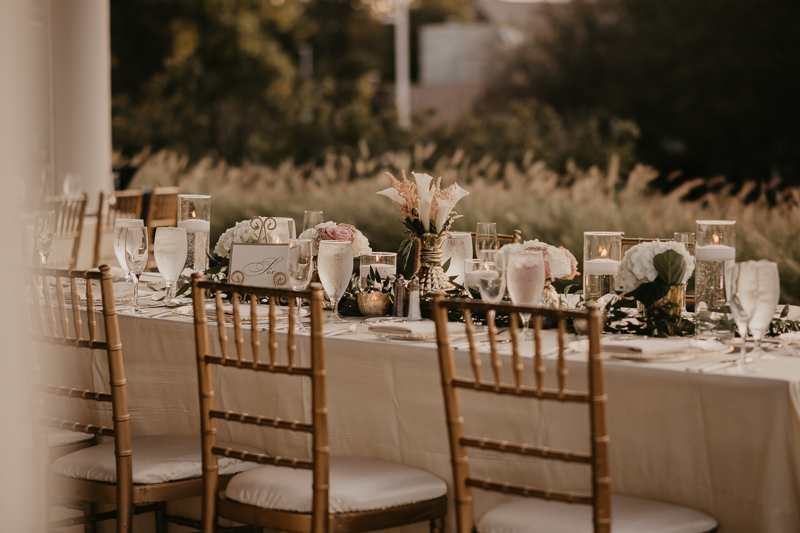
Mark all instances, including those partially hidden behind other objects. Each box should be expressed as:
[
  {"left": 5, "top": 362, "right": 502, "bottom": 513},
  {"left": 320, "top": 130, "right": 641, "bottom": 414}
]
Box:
[{"left": 357, "top": 292, "right": 392, "bottom": 317}]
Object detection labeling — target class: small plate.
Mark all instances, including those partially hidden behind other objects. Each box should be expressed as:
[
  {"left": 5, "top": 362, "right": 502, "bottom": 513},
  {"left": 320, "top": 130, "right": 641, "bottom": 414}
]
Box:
[
  {"left": 362, "top": 323, "right": 487, "bottom": 342},
  {"left": 779, "top": 332, "right": 800, "bottom": 345},
  {"left": 170, "top": 304, "right": 307, "bottom": 322}
]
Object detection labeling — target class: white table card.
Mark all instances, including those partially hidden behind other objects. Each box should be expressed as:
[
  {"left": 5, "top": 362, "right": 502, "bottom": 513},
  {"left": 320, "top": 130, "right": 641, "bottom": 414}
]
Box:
[{"left": 228, "top": 243, "right": 290, "bottom": 288}]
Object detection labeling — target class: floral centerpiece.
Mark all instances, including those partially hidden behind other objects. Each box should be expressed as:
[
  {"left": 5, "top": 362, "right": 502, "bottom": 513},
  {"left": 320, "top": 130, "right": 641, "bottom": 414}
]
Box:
[
  {"left": 377, "top": 171, "right": 469, "bottom": 292},
  {"left": 298, "top": 221, "right": 371, "bottom": 258},
  {"left": 494, "top": 239, "right": 580, "bottom": 308},
  {"left": 617, "top": 240, "right": 694, "bottom": 312}
]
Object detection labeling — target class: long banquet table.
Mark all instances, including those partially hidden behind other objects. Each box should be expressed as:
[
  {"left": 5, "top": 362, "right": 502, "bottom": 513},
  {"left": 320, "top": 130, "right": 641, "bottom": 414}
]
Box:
[{"left": 49, "top": 305, "right": 800, "bottom": 533}]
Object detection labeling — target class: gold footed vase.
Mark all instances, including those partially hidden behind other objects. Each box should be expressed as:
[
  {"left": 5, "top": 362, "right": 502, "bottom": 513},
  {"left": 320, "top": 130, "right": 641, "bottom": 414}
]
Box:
[
  {"left": 414, "top": 233, "right": 454, "bottom": 293},
  {"left": 637, "top": 284, "right": 685, "bottom": 320}
]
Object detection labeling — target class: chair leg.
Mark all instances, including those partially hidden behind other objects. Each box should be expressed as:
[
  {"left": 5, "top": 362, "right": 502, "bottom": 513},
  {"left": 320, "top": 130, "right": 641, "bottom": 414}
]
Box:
[
  {"left": 83, "top": 502, "right": 97, "bottom": 533},
  {"left": 430, "top": 517, "right": 445, "bottom": 533},
  {"left": 154, "top": 502, "right": 168, "bottom": 533}
]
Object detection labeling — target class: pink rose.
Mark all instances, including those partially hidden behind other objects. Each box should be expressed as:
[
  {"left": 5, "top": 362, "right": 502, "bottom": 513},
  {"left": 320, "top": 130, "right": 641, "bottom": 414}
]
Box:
[
  {"left": 326, "top": 225, "right": 353, "bottom": 242},
  {"left": 560, "top": 246, "right": 580, "bottom": 280}
]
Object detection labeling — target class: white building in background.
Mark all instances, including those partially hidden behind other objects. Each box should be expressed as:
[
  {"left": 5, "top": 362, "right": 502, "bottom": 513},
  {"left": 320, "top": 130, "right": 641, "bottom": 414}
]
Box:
[{"left": 412, "top": 0, "right": 563, "bottom": 123}]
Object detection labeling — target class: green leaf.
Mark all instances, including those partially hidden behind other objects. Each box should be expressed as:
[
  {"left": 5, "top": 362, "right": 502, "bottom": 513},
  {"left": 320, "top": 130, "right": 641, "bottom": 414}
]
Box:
[
  {"left": 441, "top": 258, "right": 451, "bottom": 273},
  {"left": 653, "top": 250, "right": 685, "bottom": 286},
  {"left": 628, "top": 278, "right": 671, "bottom": 307},
  {"left": 781, "top": 304, "right": 790, "bottom": 318},
  {"left": 398, "top": 233, "right": 416, "bottom": 269}
]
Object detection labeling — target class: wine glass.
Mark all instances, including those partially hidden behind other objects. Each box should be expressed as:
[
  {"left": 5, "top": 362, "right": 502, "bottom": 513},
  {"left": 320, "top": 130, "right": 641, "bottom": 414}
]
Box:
[
  {"left": 475, "top": 222, "right": 498, "bottom": 258},
  {"left": 748, "top": 261, "right": 780, "bottom": 360},
  {"left": 288, "top": 239, "right": 314, "bottom": 330},
  {"left": 478, "top": 262, "right": 505, "bottom": 304},
  {"left": 114, "top": 219, "right": 144, "bottom": 281},
  {"left": 154, "top": 227, "right": 187, "bottom": 306},
  {"left": 34, "top": 211, "right": 56, "bottom": 266},
  {"left": 317, "top": 240, "right": 353, "bottom": 324},
  {"left": 506, "top": 250, "right": 545, "bottom": 339},
  {"left": 727, "top": 262, "right": 759, "bottom": 373},
  {"left": 303, "top": 211, "right": 324, "bottom": 232},
  {"left": 123, "top": 226, "right": 149, "bottom": 313}
]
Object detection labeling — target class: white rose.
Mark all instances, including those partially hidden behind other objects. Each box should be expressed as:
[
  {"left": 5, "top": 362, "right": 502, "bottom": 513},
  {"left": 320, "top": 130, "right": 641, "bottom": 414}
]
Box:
[
  {"left": 545, "top": 246, "right": 571, "bottom": 279},
  {"left": 214, "top": 227, "right": 236, "bottom": 258},
  {"left": 493, "top": 243, "right": 523, "bottom": 272},
  {"left": 351, "top": 230, "right": 372, "bottom": 258}
]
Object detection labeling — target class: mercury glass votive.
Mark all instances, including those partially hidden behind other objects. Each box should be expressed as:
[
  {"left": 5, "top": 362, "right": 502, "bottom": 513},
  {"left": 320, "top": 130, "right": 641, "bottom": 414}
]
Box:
[
  {"left": 177, "top": 195, "right": 211, "bottom": 272},
  {"left": 583, "top": 232, "right": 622, "bottom": 301},
  {"left": 695, "top": 220, "right": 736, "bottom": 338},
  {"left": 359, "top": 252, "right": 397, "bottom": 282}
]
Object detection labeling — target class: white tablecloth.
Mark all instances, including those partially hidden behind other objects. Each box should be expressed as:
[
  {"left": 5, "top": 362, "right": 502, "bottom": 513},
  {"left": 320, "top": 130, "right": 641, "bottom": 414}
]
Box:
[{"left": 46, "top": 309, "right": 800, "bottom": 533}]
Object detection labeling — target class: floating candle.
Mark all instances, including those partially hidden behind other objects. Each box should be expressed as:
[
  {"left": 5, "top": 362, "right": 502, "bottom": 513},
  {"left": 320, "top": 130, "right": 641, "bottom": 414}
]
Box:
[
  {"left": 695, "top": 244, "right": 735, "bottom": 262},
  {"left": 177, "top": 218, "right": 211, "bottom": 232},
  {"left": 584, "top": 258, "right": 620, "bottom": 275}
]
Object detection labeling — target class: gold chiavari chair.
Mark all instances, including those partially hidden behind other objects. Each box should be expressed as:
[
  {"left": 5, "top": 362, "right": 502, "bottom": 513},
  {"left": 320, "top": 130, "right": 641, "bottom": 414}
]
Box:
[
  {"left": 29, "top": 265, "right": 259, "bottom": 533},
  {"left": 41, "top": 194, "right": 88, "bottom": 269},
  {"left": 192, "top": 274, "right": 448, "bottom": 533},
  {"left": 431, "top": 296, "right": 718, "bottom": 533},
  {"left": 93, "top": 190, "right": 144, "bottom": 268},
  {"left": 145, "top": 186, "right": 179, "bottom": 269}
]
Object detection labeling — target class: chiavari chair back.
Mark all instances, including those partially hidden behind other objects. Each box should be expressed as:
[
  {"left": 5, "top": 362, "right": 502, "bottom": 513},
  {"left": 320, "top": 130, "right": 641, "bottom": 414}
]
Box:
[
  {"left": 93, "top": 190, "right": 144, "bottom": 267},
  {"left": 432, "top": 295, "right": 718, "bottom": 533},
  {"left": 41, "top": 194, "right": 88, "bottom": 269},
  {"left": 29, "top": 265, "right": 241, "bottom": 533},
  {"left": 145, "top": 186, "right": 179, "bottom": 269},
  {"left": 192, "top": 274, "right": 448, "bottom": 533}
]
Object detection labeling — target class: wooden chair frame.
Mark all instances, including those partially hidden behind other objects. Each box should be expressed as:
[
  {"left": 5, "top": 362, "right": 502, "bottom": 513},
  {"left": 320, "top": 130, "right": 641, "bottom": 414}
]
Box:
[
  {"left": 28, "top": 265, "right": 208, "bottom": 532},
  {"left": 41, "top": 194, "right": 88, "bottom": 269},
  {"left": 93, "top": 190, "right": 144, "bottom": 267},
  {"left": 431, "top": 295, "right": 609, "bottom": 533},
  {"left": 192, "top": 274, "right": 447, "bottom": 533}
]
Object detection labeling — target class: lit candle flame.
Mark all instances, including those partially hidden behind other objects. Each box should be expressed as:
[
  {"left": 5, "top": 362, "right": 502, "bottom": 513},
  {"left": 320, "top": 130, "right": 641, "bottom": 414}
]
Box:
[
  {"left": 191, "top": 208, "right": 197, "bottom": 219},
  {"left": 600, "top": 247, "right": 608, "bottom": 258},
  {"left": 713, "top": 234, "right": 720, "bottom": 244}
]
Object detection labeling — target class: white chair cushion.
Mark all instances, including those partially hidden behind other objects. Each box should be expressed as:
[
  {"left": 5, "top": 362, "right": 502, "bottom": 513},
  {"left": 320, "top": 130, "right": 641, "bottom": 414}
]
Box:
[
  {"left": 225, "top": 456, "right": 447, "bottom": 513},
  {"left": 48, "top": 428, "right": 95, "bottom": 448},
  {"left": 51, "top": 435, "right": 262, "bottom": 485},
  {"left": 477, "top": 494, "right": 717, "bottom": 533}
]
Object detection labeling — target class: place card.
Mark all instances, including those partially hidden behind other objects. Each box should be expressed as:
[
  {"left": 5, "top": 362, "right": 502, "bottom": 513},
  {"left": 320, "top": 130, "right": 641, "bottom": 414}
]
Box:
[{"left": 228, "top": 243, "right": 290, "bottom": 288}]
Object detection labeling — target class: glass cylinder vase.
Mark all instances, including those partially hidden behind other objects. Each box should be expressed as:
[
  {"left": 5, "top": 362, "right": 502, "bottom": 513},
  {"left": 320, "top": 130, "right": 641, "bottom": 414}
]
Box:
[
  {"left": 177, "top": 195, "right": 211, "bottom": 272},
  {"left": 583, "top": 232, "right": 622, "bottom": 301},
  {"left": 694, "top": 220, "right": 736, "bottom": 339}
]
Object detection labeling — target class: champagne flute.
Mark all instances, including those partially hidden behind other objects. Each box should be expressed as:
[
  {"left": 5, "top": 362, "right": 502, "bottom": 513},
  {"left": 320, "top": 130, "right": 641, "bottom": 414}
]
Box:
[
  {"left": 727, "top": 262, "right": 759, "bottom": 373},
  {"left": 303, "top": 211, "right": 323, "bottom": 232},
  {"left": 154, "top": 227, "right": 187, "bottom": 306},
  {"left": 114, "top": 219, "right": 144, "bottom": 281},
  {"left": 475, "top": 222, "right": 498, "bottom": 258},
  {"left": 317, "top": 240, "right": 353, "bottom": 324},
  {"left": 124, "top": 226, "right": 149, "bottom": 313},
  {"left": 34, "top": 211, "right": 56, "bottom": 266},
  {"left": 748, "top": 261, "right": 780, "bottom": 360},
  {"left": 288, "top": 239, "right": 314, "bottom": 330},
  {"left": 506, "top": 250, "right": 545, "bottom": 339}
]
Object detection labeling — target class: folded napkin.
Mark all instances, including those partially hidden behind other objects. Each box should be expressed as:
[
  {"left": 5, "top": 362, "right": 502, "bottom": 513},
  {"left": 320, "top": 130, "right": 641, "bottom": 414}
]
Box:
[
  {"left": 601, "top": 338, "right": 701, "bottom": 355},
  {"left": 72, "top": 282, "right": 147, "bottom": 301},
  {"left": 367, "top": 321, "right": 464, "bottom": 337},
  {"left": 139, "top": 272, "right": 164, "bottom": 284}
]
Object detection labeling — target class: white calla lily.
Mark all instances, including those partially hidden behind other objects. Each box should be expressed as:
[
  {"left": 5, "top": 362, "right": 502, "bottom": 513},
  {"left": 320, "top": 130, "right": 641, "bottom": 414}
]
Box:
[
  {"left": 435, "top": 198, "right": 456, "bottom": 234},
  {"left": 447, "top": 183, "right": 470, "bottom": 206},
  {"left": 376, "top": 187, "right": 406, "bottom": 206},
  {"left": 413, "top": 172, "right": 435, "bottom": 232}
]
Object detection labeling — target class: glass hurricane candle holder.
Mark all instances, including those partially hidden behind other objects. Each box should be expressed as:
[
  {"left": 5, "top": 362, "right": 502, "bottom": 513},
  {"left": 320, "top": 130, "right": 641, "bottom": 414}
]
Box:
[
  {"left": 177, "top": 194, "right": 211, "bottom": 272},
  {"left": 674, "top": 232, "right": 696, "bottom": 313},
  {"left": 359, "top": 252, "right": 397, "bottom": 282},
  {"left": 583, "top": 232, "right": 622, "bottom": 301},
  {"left": 695, "top": 220, "right": 736, "bottom": 338}
]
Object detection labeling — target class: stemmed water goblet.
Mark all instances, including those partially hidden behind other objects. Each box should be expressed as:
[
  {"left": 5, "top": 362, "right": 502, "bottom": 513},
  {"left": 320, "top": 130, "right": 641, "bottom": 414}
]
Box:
[
  {"left": 114, "top": 219, "right": 144, "bottom": 281},
  {"left": 123, "top": 226, "right": 149, "bottom": 313},
  {"left": 288, "top": 239, "right": 314, "bottom": 330},
  {"left": 506, "top": 250, "right": 545, "bottom": 339},
  {"left": 475, "top": 222, "right": 498, "bottom": 258},
  {"left": 154, "top": 227, "right": 187, "bottom": 306},
  {"left": 747, "top": 261, "right": 780, "bottom": 360},
  {"left": 317, "top": 240, "right": 353, "bottom": 324},
  {"left": 34, "top": 211, "right": 56, "bottom": 266},
  {"left": 303, "top": 211, "right": 323, "bottom": 233},
  {"left": 727, "top": 262, "right": 759, "bottom": 373}
]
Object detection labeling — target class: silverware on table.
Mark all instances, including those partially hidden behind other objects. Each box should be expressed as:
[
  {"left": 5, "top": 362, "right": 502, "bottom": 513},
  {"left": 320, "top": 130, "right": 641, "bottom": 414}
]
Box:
[{"left": 687, "top": 357, "right": 754, "bottom": 373}]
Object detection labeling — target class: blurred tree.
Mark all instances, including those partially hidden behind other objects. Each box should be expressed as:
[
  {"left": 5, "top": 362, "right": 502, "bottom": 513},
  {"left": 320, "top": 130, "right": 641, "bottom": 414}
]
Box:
[{"left": 485, "top": 0, "right": 800, "bottom": 183}]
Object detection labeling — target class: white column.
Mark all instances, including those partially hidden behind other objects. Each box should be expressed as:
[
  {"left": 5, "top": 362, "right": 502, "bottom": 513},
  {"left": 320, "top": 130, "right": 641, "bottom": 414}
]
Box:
[
  {"left": 394, "top": 0, "right": 411, "bottom": 130},
  {"left": 50, "top": 0, "right": 112, "bottom": 211}
]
